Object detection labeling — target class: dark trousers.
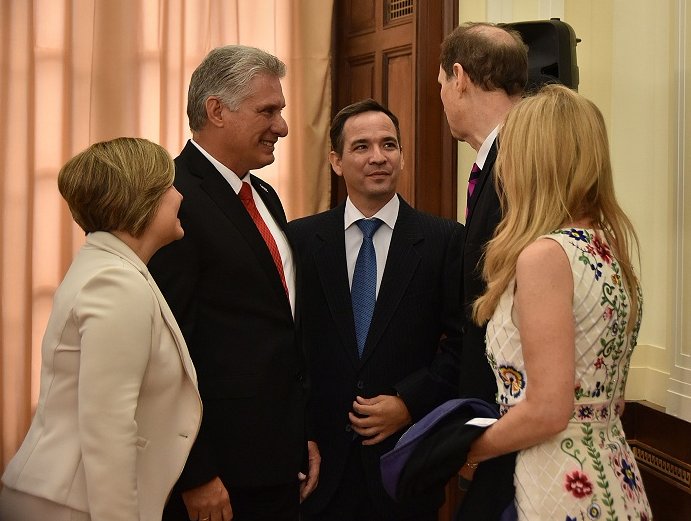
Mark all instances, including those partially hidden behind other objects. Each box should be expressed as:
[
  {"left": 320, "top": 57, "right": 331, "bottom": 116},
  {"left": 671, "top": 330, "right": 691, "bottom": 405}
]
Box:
[
  {"left": 164, "top": 481, "right": 300, "bottom": 521},
  {"left": 301, "top": 444, "right": 438, "bottom": 521}
]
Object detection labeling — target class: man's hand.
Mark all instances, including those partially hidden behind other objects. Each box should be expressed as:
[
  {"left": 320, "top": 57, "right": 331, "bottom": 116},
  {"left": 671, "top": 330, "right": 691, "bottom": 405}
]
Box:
[
  {"left": 299, "top": 440, "right": 321, "bottom": 502},
  {"left": 349, "top": 395, "right": 412, "bottom": 446},
  {"left": 182, "top": 476, "right": 233, "bottom": 521}
]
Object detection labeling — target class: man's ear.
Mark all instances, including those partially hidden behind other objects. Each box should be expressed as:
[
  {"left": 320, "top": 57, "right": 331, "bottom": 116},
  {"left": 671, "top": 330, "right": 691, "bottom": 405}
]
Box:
[
  {"left": 452, "top": 63, "right": 467, "bottom": 93},
  {"left": 328, "top": 150, "right": 343, "bottom": 177},
  {"left": 205, "top": 96, "right": 225, "bottom": 128}
]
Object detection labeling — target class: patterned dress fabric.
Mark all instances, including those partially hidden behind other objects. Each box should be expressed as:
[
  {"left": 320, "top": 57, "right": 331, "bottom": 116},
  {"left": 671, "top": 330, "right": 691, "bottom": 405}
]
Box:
[{"left": 485, "top": 228, "right": 652, "bottom": 521}]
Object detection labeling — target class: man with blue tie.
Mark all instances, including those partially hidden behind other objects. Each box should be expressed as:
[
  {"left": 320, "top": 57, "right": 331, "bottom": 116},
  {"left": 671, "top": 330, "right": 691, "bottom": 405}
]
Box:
[{"left": 289, "top": 99, "right": 464, "bottom": 521}]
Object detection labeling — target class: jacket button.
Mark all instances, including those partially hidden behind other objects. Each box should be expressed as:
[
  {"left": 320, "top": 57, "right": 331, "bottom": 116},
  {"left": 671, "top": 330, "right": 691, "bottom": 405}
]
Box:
[
  {"left": 356, "top": 380, "right": 364, "bottom": 390},
  {"left": 345, "top": 424, "right": 352, "bottom": 432}
]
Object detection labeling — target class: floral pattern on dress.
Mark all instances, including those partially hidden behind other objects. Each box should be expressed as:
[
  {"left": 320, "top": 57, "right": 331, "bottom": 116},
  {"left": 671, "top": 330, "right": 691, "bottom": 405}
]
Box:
[
  {"left": 555, "top": 228, "right": 633, "bottom": 404},
  {"left": 497, "top": 364, "right": 525, "bottom": 404},
  {"left": 486, "top": 229, "right": 651, "bottom": 520},
  {"left": 611, "top": 449, "right": 646, "bottom": 503},
  {"left": 565, "top": 469, "right": 594, "bottom": 498}
]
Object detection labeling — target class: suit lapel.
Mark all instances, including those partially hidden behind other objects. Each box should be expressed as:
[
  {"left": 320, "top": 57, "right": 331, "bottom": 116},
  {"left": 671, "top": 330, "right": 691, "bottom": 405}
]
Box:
[
  {"left": 466, "top": 140, "right": 497, "bottom": 229},
  {"left": 86, "top": 231, "right": 199, "bottom": 385},
  {"left": 179, "top": 143, "right": 290, "bottom": 308},
  {"left": 360, "top": 197, "right": 422, "bottom": 364},
  {"left": 149, "top": 278, "right": 199, "bottom": 385},
  {"left": 311, "top": 204, "right": 361, "bottom": 369},
  {"left": 250, "top": 174, "right": 288, "bottom": 230}
]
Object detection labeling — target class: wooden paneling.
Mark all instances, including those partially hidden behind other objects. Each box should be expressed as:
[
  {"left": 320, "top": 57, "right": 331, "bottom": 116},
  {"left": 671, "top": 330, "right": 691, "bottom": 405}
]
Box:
[
  {"left": 347, "top": 0, "right": 376, "bottom": 35},
  {"left": 384, "top": 47, "right": 413, "bottom": 202},
  {"left": 346, "top": 55, "right": 375, "bottom": 102},
  {"left": 622, "top": 401, "right": 691, "bottom": 520},
  {"left": 332, "top": 0, "right": 457, "bottom": 219}
]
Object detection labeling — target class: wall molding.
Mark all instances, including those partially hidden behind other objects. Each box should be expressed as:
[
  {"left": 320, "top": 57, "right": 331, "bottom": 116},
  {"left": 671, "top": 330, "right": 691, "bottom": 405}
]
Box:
[
  {"left": 631, "top": 442, "right": 691, "bottom": 493},
  {"left": 668, "top": 0, "right": 691, "bottom": 423}
]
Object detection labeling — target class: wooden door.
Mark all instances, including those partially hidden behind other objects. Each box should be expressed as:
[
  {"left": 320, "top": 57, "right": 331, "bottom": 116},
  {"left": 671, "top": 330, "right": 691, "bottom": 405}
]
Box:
[{"left": 331, "top": 0, "right": 458, "bottom": 220}]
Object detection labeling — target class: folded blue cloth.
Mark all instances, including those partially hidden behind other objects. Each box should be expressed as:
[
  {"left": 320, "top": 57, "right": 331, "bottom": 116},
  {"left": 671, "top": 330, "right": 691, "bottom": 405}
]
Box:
[
  {"left": 380, "top": 397, "right": 497, "bottom": 499},
  {"left": 380, "top": 397, "right": 516, "bottom": 521}
]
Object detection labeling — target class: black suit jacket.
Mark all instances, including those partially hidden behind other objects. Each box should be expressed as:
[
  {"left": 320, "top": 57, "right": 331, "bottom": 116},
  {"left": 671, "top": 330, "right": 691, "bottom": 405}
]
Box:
[
  {"left": 457, "top": 139, "right": 520, "bottom": 520},
  {"left": 149, "top": 141, "right": 306, "bottom": 492},
  {"left": 288, "top": 197, "right": 463, "bottom": 516},
  {"left": 460, "top": 141, "right": 501, "bottom": 404}
]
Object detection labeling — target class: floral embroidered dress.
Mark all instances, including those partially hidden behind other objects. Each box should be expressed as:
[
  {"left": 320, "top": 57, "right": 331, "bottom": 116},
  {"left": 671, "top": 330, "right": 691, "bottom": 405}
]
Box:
[{"left": 485, "top": 229, "right": 652, "bottom": 521}]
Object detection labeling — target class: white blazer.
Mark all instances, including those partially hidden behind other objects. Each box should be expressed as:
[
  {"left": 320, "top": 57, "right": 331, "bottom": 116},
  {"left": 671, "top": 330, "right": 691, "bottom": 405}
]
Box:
[{"left": 2, "top": 232, "right": 202, "bottom": 521}]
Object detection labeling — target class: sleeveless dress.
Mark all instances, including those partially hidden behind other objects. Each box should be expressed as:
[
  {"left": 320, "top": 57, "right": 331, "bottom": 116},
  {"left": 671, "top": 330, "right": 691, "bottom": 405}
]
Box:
[{"left": 485, "top": 228, "right": 652, "bottom": 521}]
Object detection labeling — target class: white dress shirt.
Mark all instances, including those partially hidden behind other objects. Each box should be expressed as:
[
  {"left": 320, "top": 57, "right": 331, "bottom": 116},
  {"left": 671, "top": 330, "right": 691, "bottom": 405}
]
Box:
[
  {"left": 191, "top": 139, "right": 296, "bottom": 315},
  {"left": 344, "top": 195, "right": 399, "bottom": 297}
]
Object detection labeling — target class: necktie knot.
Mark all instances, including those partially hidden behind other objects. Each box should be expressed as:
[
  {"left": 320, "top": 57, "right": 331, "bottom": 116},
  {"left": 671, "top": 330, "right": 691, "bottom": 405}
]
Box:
[
  {"left": 356, "top": 218, "right": 383, "bottom": 239},
  {"left": 465, "top": 163, "right": 482, "bottom": 220},
  {"left": 469, "top": 162, "right": 481, "bottom": 180},
  {"left": 238, "top": 181, "right": 253, "bottom": 203}
]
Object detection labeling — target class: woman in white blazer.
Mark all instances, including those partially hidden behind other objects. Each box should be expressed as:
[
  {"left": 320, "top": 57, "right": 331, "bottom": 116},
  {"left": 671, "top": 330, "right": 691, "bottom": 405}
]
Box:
[{"left": 0, "top": 138, "right": 202, "bottom": 521}]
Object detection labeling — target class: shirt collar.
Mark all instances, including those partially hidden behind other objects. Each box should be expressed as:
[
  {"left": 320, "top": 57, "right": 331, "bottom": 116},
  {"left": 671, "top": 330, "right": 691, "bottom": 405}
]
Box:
[
  {"left": 344, "top": 194, "right": 399, "bottom": 231},
  {"left": 190, "top": 138, "right": 246, "bottom": 193},
  {"left": 475, "top": 125, "right": 500, "bottom": 170}
]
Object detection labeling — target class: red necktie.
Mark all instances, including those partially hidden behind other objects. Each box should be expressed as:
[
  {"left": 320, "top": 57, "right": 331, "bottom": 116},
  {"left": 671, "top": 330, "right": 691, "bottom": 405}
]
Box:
[
  {"left": 238, "top": 182, "right": 289, "bottom": 296},
  {"left": 465, "top": 163, "right": 481, "bottom": 220}
]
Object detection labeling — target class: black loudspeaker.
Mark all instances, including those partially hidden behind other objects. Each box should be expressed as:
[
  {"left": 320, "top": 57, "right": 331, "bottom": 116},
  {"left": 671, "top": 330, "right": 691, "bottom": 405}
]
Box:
[{"left": 505, "top": 18, "right": 580, "bottom": 91}]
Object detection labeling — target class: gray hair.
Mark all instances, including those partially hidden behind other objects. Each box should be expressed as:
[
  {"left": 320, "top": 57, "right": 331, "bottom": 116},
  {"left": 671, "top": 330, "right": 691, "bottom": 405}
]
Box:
[{"left": 187, "top": 45, "right": 286, "bottom": 131}]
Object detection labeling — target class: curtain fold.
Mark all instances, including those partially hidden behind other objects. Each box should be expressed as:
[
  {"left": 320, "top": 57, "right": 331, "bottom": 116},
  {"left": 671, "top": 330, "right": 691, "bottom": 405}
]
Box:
[{"left": 0, "top": 0, "right": 333, "bottom": 472}]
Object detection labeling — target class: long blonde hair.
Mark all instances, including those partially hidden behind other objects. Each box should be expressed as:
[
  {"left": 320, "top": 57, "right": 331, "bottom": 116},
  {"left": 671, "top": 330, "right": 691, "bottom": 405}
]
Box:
[{"left": 473, "top": 84, "right": 640, "bottom": 329}]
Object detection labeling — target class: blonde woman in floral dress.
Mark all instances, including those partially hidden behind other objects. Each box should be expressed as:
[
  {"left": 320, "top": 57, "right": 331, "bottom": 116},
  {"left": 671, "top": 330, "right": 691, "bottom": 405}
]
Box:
[{"left": 459, "top": 84, "right": 652, "bottom": 521}]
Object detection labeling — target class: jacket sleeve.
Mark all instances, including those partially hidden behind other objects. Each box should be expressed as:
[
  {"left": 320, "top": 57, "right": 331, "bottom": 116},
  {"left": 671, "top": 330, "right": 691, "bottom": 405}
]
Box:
[
  {"left": 74, "top": 266, "right": 155, "bottom": 521},
  {"left": 394, "top": 222, "right": 465, "bottom": 421}
]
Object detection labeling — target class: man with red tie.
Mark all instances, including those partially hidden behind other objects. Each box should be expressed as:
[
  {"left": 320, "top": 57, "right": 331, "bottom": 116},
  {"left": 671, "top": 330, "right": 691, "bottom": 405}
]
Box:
[{"left": 149, "top": 45, "right": 319, "bottom": 521}]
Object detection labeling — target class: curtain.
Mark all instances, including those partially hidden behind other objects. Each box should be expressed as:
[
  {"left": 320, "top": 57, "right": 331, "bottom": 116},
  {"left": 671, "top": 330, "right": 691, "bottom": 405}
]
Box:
[{"left": 0, "top": 0, "right": 333, "bottom": 471}]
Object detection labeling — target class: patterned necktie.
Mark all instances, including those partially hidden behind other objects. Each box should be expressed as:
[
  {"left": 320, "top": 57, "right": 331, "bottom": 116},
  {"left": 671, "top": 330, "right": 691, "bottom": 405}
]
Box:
[
  {"left": 465, "top": 162, "right": 481, "bottom": 220},
  {"left": 351, "top": 218, "right": 383, "bottom": 358},
  {"left": 238, "top": 182, "right": 289, "bottom": 297}
]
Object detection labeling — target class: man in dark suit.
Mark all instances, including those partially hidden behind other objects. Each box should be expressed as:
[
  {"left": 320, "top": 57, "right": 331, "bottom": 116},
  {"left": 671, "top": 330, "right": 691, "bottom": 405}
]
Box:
[
  {"left": 437, "top": 23, "right": 527, "bottom": 502},
  {"left": 438, "top": 22, "right": 528, "bottom": 404},
  {"left": 290, "top": 99, "right": 463, "bottom": 521},
  {"left": 149, "top": 45, "right": 319, "bottom": 521}
]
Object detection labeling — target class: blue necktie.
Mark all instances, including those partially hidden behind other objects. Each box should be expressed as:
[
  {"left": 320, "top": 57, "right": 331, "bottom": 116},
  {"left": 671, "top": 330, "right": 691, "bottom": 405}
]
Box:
[{"left": 351, "top": 218, "right": 383, "bottom": 358}]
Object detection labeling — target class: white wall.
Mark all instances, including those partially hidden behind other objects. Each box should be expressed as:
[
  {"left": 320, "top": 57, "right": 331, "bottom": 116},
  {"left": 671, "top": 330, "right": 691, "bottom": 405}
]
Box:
[{"left": 455, "top": 0, "right": 691, "bottom": 421}]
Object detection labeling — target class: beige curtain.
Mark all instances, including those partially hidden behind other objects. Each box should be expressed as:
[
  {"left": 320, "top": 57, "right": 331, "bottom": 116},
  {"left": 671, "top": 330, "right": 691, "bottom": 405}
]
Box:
[{"left": 0, "top": 0, "right": 333, "bottom": 472}]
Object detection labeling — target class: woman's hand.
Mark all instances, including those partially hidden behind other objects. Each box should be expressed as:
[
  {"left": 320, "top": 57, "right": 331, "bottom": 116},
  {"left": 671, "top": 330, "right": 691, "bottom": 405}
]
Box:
[{"left": 457, "top": 459, "right": 478, "bottom": 491}]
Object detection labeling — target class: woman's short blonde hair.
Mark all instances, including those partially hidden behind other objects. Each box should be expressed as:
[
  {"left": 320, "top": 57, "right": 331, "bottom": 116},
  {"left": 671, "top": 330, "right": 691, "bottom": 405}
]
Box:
[{"left": 58, "top": 137, "right": 174, "bottom": 237}]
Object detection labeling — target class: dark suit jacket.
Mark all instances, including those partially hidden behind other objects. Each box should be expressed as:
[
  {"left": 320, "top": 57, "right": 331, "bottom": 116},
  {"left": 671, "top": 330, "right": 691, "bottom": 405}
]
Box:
[
  {"left": 148, "top": 141, "right": 307, "bottom": 493},
  {"left": 460, "top": 141, "right": 501, "bottom": 404},
  {"left": 288, "top": 197, "right": 464, "bottom": 517},
  {"left": 459, "top": 140, "right": 518, "bottom": 518}
]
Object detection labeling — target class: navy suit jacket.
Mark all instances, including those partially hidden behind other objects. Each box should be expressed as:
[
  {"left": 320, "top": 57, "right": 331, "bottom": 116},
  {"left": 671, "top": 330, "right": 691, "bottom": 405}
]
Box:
[
  {"left": 149, "top": 141, "right": 307, "bottom": 493},
  {"left": 289, "top": 196, "right": 463, "bottom": 516}
]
